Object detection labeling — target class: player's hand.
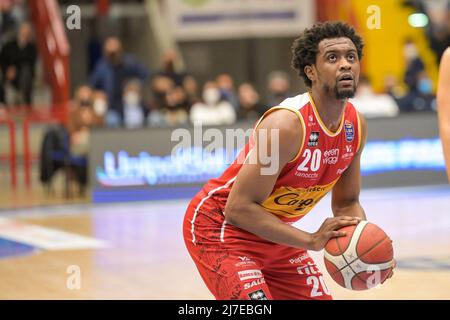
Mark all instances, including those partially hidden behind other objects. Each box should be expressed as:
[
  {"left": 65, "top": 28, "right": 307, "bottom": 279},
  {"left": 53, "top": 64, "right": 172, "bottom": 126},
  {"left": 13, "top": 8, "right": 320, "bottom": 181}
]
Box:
[
  {"left": 309, "top": 216, "right": 361, "bottom": 251},
  {"left": 382, "top": 259, "right": 396, "bottom": 284}
]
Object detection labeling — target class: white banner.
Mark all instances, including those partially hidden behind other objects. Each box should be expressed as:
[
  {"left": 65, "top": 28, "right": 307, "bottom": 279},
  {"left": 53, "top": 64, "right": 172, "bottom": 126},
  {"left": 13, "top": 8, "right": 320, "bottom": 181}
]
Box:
[{"left": 165, "top": 0, "right": 316, "bottom": 41}]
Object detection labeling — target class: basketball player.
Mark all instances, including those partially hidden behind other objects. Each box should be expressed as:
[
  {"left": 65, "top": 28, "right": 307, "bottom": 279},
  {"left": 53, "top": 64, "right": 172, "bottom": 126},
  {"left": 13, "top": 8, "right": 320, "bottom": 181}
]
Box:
[
  {"left": 437, "top": 47, "right": 450, "bottom": 182},
  {"left": 183, "top": 21, "right": 394, "bottom": 300}
]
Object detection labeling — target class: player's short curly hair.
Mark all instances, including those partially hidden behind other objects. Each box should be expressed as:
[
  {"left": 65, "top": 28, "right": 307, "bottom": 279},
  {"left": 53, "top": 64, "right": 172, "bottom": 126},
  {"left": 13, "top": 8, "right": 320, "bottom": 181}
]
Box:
[{"left": 291, "top": 21, "right": 364, "bottom": 87}]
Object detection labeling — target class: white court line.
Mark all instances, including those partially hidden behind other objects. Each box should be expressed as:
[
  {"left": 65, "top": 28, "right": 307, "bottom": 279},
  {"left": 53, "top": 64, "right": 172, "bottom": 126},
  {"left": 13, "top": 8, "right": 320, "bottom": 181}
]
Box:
[{"left": 0, "top": 218, "right": 108, "bottom": 251}]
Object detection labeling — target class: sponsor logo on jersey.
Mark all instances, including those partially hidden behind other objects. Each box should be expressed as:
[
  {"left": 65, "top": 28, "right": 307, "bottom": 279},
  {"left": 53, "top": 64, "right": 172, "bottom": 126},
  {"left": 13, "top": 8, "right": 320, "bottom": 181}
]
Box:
[
  {"left": 261, "top": 181, "right": 337, "bottom": 218},
  {"left": 336, "top": 165, "right": 349, "bottom": 175},
  {"left": 294, "top": 172, "right": 319, "bottom": 179},
  {"left": 235, "top": 256, "right": 256, "bottom": 267},
  {"left": 323, "top": 148, "right": 339, "bottom": 165},
  {"left": 248, "top": 289, "right": 268, "bottom": 300},
  {"left": 238, "top": 269, "right": 263, "bottom": 281},
  {"left": 297, "top": 262, "right": 319, "bottom": 275},
  {"left": 274, "top": 194, "right": 315, "bottom": 212},
  {"left": 308, "top": 131, "right": 320, "bottom": 147},
  {"left": 307, "top": 115, "right": 316, "bottom": 127},
  {"left": 344, "top": 121, "right": 354, "bottom": 142},
  {"left": 342, "top": 145, "right": 354, "bottom": 160},
  {"left": 244, "top": 278, "right": 266, "bottom": 290},
  {"left": 304, "top": 186, "right": 326, "bottom": 192},
  {"left": 289, "top": 253, "right": 309, "bottom": 264}
]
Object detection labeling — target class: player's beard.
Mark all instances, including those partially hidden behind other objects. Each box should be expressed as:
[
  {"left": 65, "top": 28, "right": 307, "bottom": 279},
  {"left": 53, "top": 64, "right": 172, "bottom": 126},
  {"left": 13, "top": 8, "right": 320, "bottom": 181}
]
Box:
[{"left": 332, "top": 79, "right": 357, "bottom": 99}]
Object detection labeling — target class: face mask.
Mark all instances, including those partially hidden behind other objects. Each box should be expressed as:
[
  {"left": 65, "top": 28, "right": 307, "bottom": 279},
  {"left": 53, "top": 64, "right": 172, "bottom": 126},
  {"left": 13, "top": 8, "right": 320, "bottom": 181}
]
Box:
[
  {"left": 418, "top": 78, "right": 432, "bottom": 95},
  {"left": 93, "top": 99, "right": 107, "bottom": 116},
  {"left": 203, "top": 88, "right": 220, "bottom": 105},
  {"left": 80, "top": 99, "right": 91, "bottom": 107},
  {"left": 124, "top": 92, "right": 140, "bottom": 106}
]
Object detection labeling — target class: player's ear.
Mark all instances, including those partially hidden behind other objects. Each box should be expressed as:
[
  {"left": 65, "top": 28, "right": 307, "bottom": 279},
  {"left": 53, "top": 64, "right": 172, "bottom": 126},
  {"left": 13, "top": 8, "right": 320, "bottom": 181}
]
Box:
[{"left": 304, "top": 65, "right": 315, "bottom": 82}]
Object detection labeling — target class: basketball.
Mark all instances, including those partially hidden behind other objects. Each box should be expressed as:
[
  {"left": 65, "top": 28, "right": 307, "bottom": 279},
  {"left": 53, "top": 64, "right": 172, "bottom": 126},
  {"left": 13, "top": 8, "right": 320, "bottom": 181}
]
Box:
[{"left": 324, "top": 220, "right": 394, "bottom": 290}]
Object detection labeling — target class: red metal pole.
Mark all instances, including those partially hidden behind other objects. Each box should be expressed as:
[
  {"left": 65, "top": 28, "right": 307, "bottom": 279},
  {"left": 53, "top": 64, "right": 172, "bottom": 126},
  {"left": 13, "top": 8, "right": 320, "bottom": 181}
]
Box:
[
  {"left": 23, "top": 119, "right": 31, "bottom": 189},
  {"left": 8, "top": 121, "right": 17, "bottom": 189}
]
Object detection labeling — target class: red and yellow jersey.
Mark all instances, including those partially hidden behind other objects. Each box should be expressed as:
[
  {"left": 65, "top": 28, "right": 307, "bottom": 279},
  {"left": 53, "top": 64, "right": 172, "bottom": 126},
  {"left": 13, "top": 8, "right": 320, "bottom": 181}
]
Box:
[{"left": 200, "top": 92, "right": 362, "bottom": 224}]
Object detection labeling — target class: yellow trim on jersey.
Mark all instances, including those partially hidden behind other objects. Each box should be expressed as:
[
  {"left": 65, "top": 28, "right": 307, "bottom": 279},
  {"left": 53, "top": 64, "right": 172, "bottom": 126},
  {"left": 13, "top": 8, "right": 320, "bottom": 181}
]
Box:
[
  {"left": 356, "top": 111, "right": 362, "bottom": 153},
  {"left": 253, "top": 106, "right": 306, "bottom": 164},
  {"left": 307, "top": 92, "right": 345, "bottom": 137}
]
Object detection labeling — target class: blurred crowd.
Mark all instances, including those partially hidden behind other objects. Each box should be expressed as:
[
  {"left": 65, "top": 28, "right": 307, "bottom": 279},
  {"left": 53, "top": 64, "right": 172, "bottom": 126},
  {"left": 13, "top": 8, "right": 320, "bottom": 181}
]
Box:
[{"left": 72, "top": 37, "right": 293, "bottom": 133}]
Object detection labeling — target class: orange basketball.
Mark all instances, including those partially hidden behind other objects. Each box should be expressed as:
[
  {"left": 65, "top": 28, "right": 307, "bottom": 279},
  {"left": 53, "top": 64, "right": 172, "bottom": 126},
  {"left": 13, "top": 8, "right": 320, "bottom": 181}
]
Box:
[{"left": 324, "top": 221, "right": 394, "bottom": 290}]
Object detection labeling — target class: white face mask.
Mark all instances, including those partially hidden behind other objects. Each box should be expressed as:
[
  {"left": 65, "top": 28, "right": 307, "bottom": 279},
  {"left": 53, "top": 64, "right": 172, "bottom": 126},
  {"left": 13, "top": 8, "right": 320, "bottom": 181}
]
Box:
[
  {"left": 203, "top": 88, "right": 220, "bottom": 105},
  {"left": 124, "top": 92, "right": 140, "bottom": 106},
  {"left": 93, "top": 99, "right": 107, "bottom": 116}
]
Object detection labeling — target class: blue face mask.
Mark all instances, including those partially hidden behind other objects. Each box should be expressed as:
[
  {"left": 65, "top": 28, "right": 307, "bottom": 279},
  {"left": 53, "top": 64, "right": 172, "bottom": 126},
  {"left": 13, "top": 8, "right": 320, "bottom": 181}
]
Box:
[{"left": 418, "top": 78, "right": 432, "bottom": 95}]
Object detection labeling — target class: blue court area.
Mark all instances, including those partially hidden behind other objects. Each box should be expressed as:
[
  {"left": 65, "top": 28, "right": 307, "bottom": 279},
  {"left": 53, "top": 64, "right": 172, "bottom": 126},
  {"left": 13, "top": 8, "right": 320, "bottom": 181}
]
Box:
[{"left": 0, "top": 237, "right": 37, "bottom": 259}]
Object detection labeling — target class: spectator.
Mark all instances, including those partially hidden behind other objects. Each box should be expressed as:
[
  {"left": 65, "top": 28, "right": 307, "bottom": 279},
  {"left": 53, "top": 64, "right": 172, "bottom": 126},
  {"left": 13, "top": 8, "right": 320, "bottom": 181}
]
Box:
[
  {"left": 149, "top": 75, "right": 174, "bottom": 110},
  {"left": 90, "top": 37, "right": 149, "bottom": 125},
  {"left": 237, "top": 82, "right": 264, "bottom": 121},
  {"left": 158, "top": 49, "right": 186, "bottom": 87},
  {"left": 0, "top": 1, "right": 17, "bottom": 48},
  {"left": 148, "top": 85, "right": 189, "bottom": 127},
  {"left": 383, "top": 74, "right": 405, "bottom": 100},
  {"left": 0, "top": 21, "right": 37, "bottom": 109},
  {"left": 351, "top": 76, "right": 399, "bottom": 118},
  {"left": 71, "top": 85, "right": 103, "bottom": 127},
  {"left": 403, "top": 39, "right": 425, "bottom": 93},
  {"left": 265, "top": 70, "right": 291, "bottom": 110},
  {"left": 183, "top": 74, "right": 200, "bottom": 108},
  {"left": 123, "top": 79, "right": 146, "bottom": 129},
  {"left": 398, "top": 40, "right": 436, "bottom": 112},
  {"left": 92, "top": 90, "right": 108, "bottom": 122},
  {"left": 216, "top": 73, "right": 239, "bottom": 111},
  {"left": 190, "top": 81, "right": 236, "bottom": 126},
  {"left": 63, "top": 85, "right": 102, "bottom": 195}
]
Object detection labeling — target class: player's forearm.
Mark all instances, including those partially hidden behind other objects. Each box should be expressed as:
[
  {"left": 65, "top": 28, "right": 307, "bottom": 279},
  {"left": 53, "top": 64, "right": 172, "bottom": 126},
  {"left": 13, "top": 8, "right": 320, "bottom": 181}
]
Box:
[
  {"left": 332, "top": 200, "right": 367, "bottom": 220},
  {"left": 438, "top": 101, "right": 450, "bottom": 182},
  {"left": 224, "top": 202, "right": 314, "bottom": 250}
]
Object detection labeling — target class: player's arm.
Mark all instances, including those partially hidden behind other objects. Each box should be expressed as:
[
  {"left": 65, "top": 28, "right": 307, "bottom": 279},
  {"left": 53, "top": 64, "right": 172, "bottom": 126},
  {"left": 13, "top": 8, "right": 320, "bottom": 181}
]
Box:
[
  {"left": 224, "top": 110, "right": 360, "bottom": 251},
  {"left": 331, "top": 112, "right": 368, "bottom": 220},
  {"left": 438, "top": 47, "right": 450, "bottom": 183}
]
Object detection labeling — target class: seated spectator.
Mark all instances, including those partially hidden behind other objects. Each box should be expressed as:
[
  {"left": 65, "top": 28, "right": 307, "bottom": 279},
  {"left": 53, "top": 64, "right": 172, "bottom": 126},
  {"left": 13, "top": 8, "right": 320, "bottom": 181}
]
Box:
[
  {"left": 397, "top": 40, "right": 437, "bottom": 112},
  {"left": 237, "top": 82, "right": 264, "bottom": 121},
  {"left": 403, "top": 39, "right": 425, "bottom": 93},
  {"left": 92, "top": 90, "right": 108, "bottom": 122},
  {"left": 158, "top": 49, "right": 186, "bottom": 87},
  {"left": 216, "top": 73, "right": 239, "bottom": 111},
  {"left": 148, "top": 76, "right": 189, "bottom": 127},
  {"left": 190, "top": 81, "right": 236, "bottom": 126},
  {"left": 183, "top": 75, "right": 200, "bottom": 108},
  {"left": 400, "top": 71, "right": 437, "bottom": 112},
  {"left": 265, "top": 71, "right": 291, "bottom": 111},
  {"left": 70, "top": 86, "right": 103, "bottom": 143},
  {"left": 123, "top": 79, "right": 146, "bottom": 129},
  {"left": 350, "top": 76, "right": 399, "bottom": 118},
  {"left": 150, "top": 75, "right": 174, "bottom": 111},
  {"left": 383, "top": 74, "right": 406, "bottom": 101},
  {"left": 0, "top": 21, "right": 37, "bottom": 110},
  {"left": 90, "top": 37, "right": 150, "bottom": 125}
]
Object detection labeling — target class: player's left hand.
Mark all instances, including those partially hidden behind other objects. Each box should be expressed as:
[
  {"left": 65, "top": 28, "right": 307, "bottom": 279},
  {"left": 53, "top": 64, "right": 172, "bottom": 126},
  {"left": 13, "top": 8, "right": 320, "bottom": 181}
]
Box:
[{"left": 382, "top": 259, "right": 396, "bottom": 283}]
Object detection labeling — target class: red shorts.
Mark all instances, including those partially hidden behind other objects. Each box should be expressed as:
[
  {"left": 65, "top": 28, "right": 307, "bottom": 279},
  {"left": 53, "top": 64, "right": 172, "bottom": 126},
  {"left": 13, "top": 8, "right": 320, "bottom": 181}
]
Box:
[{"left": 183, "top": 191, "right": 332, "bottom": 300}]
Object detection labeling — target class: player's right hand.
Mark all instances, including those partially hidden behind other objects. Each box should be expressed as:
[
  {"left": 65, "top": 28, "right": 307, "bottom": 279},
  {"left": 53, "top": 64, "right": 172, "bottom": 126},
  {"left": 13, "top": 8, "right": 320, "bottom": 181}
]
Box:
[{"left": 309, "top": 216, "right": 361, "bottom": 251}]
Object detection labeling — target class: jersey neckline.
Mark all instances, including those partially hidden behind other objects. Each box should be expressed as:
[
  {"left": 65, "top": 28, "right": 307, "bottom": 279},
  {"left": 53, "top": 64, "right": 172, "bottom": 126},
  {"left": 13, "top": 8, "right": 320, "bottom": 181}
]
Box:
[{"left": 307, "top": 92, "right": 346, "bottom": 137}]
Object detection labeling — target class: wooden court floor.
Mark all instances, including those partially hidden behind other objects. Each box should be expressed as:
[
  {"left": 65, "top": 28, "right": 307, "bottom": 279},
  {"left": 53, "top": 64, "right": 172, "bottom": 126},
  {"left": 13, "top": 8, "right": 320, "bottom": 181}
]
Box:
[{"left": 0, "top": 185, "right": 449, "bottom": 299}]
